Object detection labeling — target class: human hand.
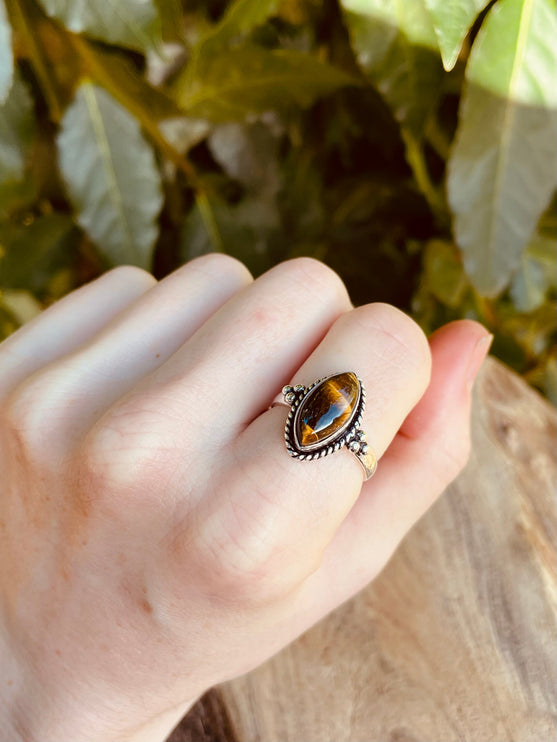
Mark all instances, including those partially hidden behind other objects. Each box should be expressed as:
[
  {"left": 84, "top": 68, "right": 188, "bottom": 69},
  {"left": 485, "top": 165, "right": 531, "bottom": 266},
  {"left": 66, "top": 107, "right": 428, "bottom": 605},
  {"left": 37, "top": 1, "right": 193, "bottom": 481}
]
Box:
[{"left": 0, "top": 256, "right": 491, "bottom": 742}]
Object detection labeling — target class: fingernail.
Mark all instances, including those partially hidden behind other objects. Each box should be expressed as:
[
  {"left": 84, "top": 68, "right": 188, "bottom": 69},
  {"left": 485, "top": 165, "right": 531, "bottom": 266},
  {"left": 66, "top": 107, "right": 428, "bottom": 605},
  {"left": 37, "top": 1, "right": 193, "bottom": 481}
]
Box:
[{"left": 466, "top": 333, "right": 493, "bottom": 390}]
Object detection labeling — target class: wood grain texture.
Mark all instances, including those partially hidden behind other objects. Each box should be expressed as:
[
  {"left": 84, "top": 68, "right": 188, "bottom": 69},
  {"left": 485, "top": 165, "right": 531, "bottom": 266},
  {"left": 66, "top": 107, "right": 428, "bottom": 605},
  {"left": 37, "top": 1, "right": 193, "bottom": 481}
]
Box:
[
  {"left": 167, "top": 689, "right": 237, "bottom": 742},
  {"left": 175, "top": 358, "right": 557, "bottom": 742}
]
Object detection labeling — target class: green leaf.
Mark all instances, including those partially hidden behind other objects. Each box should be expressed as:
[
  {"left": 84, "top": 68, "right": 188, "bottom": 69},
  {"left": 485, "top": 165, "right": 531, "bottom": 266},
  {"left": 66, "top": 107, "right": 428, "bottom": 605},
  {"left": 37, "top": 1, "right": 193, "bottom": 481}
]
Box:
[
  {"left": 509, "top": 255, "right": 548, "bottom": 314},
  {"left": 0, "top": 70, "right": 35, "bottom": 187},
  {"left": 510, "top": 233, "right": 557, "bottom": 312},
  {"left": 57, "top": 82, "right": 163, "bottom": 269},
  {"left": 184, "top": 0, "right": 279, "bottom": 89},
  {"left": 0, "top": 179, "right": 37, "bottom": 220},
  {"left": 70, "top": 35, "right": 186, "bottom": 158},
  {"left": 200, "top": 0, "right": 279, "bottom": 55},
  {"left": 0, "top": 214, "right": 76, "bottom": 293},
  {"left": 174, "top": 47, "right": 355, "bottom": 123},
  {"left": 279, "top": 147, "right": 325, "bottom": 245},
  {"left": 74, "top": 40, "right": 181, "bottom": 122},
  {"left": 36, "top": 0, "right": 161, "bottom": 52},
  {"left": 154, "top": 0, "right": 182, "bottom": 42},
  {"left": 502, "top": 300, "right": 557, "bottom": 358},
  {"left": 342, "top": 0, "right": 443, "bottom": 138},
  {"left": 180, "top": 191, "right": 281, "bottom": 276},
  {"left": 67, "top": 35, "right": 199, "bottom": 174},
  {"left": 0, "top": 0, "right": 13, "bottom": 102},
  {"left": 208, "top": 121, "right": 282, "bottom": 195},
  {"left": 0, "top": 297, "right": 19, "bottom": 339},
  {"left": 423, "top": 0, "right": 490, "bottom": 70},
  {"left": 5, "top": 0, "right": 64, "bottom": 121},
  {"left": 423, "top": 239, "right": 468, "bottom": 306},
  {"left": 466, "top": 0, "right": 557, "bottom": 106},
  {"left": 157, "top": 117, "right": 211, "bottom": 154},
  {"left": 448, "top": 0, "right": 557, "bottom": 297},
  {"left": 0, "top": 289, "right": 41, "bottom": 325}
]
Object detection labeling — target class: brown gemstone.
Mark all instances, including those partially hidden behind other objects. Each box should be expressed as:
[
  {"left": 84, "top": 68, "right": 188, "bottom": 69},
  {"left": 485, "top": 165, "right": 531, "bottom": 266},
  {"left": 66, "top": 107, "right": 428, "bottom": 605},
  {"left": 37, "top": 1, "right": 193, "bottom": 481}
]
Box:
[{"left": 295, "top": 372, "right": 360, "bottom": 449}]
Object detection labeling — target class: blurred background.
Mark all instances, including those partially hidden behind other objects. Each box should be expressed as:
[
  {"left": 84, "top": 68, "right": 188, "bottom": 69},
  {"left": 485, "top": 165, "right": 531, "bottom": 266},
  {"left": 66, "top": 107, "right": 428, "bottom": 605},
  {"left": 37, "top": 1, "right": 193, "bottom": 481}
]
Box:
[{"left": 0, "top": 0, "right": 555, "bottom": 402}]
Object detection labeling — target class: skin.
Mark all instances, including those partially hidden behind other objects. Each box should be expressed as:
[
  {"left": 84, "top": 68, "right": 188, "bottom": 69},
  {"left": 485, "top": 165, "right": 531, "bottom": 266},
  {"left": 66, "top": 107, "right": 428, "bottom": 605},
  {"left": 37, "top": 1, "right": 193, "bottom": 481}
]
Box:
[{"left": 0, "top": 255, "right": 491, "bottom": 742}]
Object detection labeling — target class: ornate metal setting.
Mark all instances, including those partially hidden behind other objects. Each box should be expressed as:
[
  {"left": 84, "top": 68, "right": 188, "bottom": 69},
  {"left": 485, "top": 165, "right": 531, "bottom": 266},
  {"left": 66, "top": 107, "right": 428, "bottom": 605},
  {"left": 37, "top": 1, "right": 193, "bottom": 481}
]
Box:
[{"left": 281, "top": 372, "right": 377, "bottom": 480}]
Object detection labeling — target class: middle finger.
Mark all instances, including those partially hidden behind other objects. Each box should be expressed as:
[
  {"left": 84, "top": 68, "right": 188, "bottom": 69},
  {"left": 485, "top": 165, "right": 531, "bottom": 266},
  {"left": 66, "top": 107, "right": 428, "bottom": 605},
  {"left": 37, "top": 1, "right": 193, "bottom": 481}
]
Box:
[
  {"left": 98, "top": 257, "right": 352, "bottom": 448},
  {"left": 183, "top": 302, "right": 432, "bottom": 601}
]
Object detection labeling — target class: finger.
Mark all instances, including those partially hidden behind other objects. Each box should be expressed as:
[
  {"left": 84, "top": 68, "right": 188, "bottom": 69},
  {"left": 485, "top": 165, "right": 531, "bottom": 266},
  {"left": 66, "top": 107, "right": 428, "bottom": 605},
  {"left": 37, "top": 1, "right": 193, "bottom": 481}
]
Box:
[
  {"left": 183, "top": 303, "right": 431, "bottom": 601},
  {"left": 94, "top": 257, "right": 353, "bottom": 450},
  {"left": 4, "top": 254, "right": 253, "bottom": 452},
  {"left": 0, "top": 266, "right": 156, "bottom": 401},
  {"left": 300, "top": 320, "right": 492, "bottom": 617}
]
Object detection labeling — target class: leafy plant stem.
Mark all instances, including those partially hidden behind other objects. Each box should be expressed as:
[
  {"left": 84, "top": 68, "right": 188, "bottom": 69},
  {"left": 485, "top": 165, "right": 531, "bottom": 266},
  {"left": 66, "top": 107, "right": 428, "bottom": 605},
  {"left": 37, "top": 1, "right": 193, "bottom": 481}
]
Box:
[
  {"left": 5, "top": 0, "right": 63, "bottom": 121},
  {"left": 402, "top": 128, "right": 447, "bottom": 223},
  {"left": 425, "top": 114, "right": 450, "bottom": 161},
  {"left": 195, "top": 191, "right": 223, "bottom": 252}
]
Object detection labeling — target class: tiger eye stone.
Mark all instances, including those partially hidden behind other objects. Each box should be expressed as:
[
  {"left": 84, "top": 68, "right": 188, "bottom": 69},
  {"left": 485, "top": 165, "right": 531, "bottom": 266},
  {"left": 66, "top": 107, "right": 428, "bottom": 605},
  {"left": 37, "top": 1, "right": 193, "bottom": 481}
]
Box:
[{"left": 296, "top": 372, "right": 359, "bottom": 449}]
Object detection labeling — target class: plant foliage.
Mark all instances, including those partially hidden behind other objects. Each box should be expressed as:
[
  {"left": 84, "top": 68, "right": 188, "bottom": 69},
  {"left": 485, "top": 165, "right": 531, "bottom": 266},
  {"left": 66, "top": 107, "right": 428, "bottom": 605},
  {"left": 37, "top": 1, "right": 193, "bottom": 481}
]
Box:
[{"left": 0, "top": 0, "right": 555, "bottom": 402}]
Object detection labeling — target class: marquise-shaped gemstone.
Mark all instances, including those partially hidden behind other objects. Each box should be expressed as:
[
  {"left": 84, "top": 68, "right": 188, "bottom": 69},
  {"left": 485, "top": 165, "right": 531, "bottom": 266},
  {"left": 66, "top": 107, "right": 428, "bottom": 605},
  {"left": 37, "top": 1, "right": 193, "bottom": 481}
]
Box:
[{"left": 295, "top": 372, "right": 360, "bottom": 449}]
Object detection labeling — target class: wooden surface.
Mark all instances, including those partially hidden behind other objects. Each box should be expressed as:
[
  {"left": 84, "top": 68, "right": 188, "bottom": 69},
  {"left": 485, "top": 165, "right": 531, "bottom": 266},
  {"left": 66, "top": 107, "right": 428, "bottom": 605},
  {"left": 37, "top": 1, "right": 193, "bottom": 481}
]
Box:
[{"left": 171, "top": 358, "right": 557, "bottom": 742}]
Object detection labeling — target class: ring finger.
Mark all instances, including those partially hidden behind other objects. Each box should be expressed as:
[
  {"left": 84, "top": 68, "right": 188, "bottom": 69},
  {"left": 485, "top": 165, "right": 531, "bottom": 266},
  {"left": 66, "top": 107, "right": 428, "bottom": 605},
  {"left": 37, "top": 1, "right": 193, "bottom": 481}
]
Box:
[{"left": 187, "top": 302, "right": 431, "bottom": 599}]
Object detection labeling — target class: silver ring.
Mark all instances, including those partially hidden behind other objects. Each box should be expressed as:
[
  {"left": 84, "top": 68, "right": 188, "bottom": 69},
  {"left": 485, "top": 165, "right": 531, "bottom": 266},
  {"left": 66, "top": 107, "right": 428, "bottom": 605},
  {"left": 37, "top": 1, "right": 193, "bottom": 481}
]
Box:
[{"left": 270, "top": 371, "right": 377, "bottom": 480}]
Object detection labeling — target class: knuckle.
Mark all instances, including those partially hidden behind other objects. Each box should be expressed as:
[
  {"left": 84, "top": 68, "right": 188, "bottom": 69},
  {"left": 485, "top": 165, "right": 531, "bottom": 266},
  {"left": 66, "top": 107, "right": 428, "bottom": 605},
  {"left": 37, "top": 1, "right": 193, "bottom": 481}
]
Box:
[
  {"left": 0, "top": 376, "right": 58, "bottom": 465},
  {"left": 352, "top": 303, "right": 431, "bottom": 383},
  {"left": 192, "top": 518, "right": 285, "bottom": 606},
  {"left": 233, "top": 304, "right": 282, "bottom": 351},
  {"left": 187, "top": 473, "right": 298, "bottom": 606},
  {"left": 188, "top": 252, "right": 253, "bottom": 286},
  {"left": 193, "top": 537, "right": 276, "bottom": 606},
  {"left": 105, "top": 264, "right": 157, "bottom": 290},
  {"left": 278, "top": 257, "right": 349, "bottom": 305},
  {"left": 80, "top": 411, "right": 177, "bottom": 507},
  {"left": 1, "top": 393, "right": 32, "bottom": 462}
]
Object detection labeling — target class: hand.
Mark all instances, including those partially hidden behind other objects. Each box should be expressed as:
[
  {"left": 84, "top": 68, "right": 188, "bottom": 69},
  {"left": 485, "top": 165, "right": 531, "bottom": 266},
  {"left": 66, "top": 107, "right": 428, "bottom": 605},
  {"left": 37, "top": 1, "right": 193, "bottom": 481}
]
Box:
[{"left": 0, "top": 256, "right": 491, "bottom": 742}]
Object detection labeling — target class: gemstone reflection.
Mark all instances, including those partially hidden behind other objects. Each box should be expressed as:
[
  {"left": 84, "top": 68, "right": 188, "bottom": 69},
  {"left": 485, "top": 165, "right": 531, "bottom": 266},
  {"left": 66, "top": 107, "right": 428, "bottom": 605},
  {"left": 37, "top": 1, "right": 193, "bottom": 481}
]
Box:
[{"left": 295, "top": 372, "right": 359, "bottom": 449}]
